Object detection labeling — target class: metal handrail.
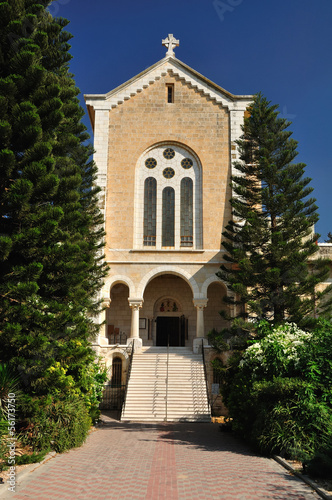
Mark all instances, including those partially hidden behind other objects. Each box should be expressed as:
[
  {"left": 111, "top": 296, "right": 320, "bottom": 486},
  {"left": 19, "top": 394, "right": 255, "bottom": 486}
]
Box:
[
  {"left": 121, "top": 341, "right": 135, "bottom": 415},
  {"left": 201, "top": 339, "right": 210, "bottom": 409},
  {"left": 165, "top": 334, "right": 169, "bottom": 422}
]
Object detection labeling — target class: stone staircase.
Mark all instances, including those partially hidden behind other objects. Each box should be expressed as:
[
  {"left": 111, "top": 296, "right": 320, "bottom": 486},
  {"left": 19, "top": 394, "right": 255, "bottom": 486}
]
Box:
[{"left": 121, "top": 346, "right": 210, "bottom": 422}]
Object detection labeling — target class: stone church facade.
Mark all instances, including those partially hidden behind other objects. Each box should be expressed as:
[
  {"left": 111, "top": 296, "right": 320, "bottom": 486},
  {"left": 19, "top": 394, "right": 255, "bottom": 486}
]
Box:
[
  {"left": 84, "top": 35, "right": 331, "bottom": 416},
  {"left": 85, "top": 35, "right": 251, "bottom": 354}
]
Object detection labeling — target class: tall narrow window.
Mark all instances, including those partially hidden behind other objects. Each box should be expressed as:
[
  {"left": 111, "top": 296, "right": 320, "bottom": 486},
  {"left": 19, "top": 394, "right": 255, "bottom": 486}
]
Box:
[
  {"left": 162, "top": 187, "right": 175, "bottom": 246},
  {"left": 181, "top": 178, "right": 193, "bottom": 247},
  {"left": 166, "top": 84, "right": 174, "bottom": 103},
  {"left": 143, "top": 177, "right": 156, "bottom": 246}
]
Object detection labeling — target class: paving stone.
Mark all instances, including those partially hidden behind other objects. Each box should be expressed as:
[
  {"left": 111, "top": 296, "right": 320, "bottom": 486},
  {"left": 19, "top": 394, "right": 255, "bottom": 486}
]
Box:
[{"left": 0, "top": 421, "right": 320, "bottom": 499}]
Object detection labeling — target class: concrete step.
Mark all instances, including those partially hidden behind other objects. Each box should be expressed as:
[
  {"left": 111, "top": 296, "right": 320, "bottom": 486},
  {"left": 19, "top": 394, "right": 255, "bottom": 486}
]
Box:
[{"left": 121, "top": 348, "right": 210, "bottom": 422}]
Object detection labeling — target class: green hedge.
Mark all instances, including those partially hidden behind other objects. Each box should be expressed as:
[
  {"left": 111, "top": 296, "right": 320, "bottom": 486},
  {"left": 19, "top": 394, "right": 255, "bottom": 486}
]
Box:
[{"left": 19, "top": 393, "right": 91, "bottom": 453}]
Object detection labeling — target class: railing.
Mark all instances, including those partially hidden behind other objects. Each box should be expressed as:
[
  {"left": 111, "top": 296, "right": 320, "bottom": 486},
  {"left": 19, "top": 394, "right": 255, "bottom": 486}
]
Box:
[
  {"left": 99, "top": 384, "right": 126, "bottom": 415},
  {"left": 121, "top": 341, "right": 135, "bottom": 416},
  {"left": 202, "top": 339, "right": 210, "bottom": 409},
  {"left": 165, "top": 334, "right": 169, "bottom": 422},
  {"left": 108, "top": 332, "right": 127, "bottom": 345}
]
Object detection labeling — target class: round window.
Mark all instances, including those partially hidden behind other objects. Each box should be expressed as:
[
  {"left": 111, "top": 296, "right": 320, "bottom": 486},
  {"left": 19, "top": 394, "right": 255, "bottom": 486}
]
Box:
[
  {"left": 145, "top": 158, "right": 157, "bottom": 169},
  {"left": 181, "top": 158, "right": 193, "bottom": 169},
  {"left": 163, "top": 167, "right": 175, "bottom": 179},
  {"left": 163, "top": 148, "right": 175, "bottom": 160}
]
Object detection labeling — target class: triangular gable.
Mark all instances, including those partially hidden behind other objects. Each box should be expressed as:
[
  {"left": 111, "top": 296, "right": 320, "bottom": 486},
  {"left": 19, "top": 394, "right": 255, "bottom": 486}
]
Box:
[{"left": 84, "top": 55, "right": 252, "bottom": 113}]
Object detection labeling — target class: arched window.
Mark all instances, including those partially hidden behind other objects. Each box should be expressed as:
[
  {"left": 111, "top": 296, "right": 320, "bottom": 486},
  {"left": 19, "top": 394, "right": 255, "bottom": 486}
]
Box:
[
  {"left": 111, "top": 357, "right": 122, "bottom": 386},
  {"left": 162, "top": 187, "right": 175, "bottom": 246},
  {"left": 143, "top": 177, "right": 156, "bottom": 246},
  {"left": 180, "top": 178, "right": 193, "bottom": 247},
  {"left": 135, "top": 144, "right": 202, "bottom": 250}
]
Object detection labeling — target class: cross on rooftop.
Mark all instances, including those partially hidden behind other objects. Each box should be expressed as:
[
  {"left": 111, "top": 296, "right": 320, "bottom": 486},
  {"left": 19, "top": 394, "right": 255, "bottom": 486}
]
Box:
[{"left": 162, "top": 34, "right": 179, "bottom": 57}]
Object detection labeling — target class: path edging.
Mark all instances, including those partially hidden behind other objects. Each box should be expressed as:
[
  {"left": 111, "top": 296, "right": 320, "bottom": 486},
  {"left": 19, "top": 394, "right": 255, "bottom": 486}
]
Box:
[
  {"left": 0, "top": 452, "right": 57, "bottom": 499},
  {"left": 273, "top": 455, "right": 332, "bottom": 500}
]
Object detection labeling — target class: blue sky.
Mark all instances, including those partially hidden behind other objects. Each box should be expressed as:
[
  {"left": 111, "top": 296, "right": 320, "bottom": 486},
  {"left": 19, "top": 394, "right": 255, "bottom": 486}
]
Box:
[{"left": 50, "top": 0, "right": 331, "bottom": 240}]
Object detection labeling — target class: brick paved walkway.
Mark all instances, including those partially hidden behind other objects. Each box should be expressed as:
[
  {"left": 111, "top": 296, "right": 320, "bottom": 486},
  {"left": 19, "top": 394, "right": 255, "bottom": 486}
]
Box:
[{"left": 0, "top": 417, "right": 320, "bottom": 500}]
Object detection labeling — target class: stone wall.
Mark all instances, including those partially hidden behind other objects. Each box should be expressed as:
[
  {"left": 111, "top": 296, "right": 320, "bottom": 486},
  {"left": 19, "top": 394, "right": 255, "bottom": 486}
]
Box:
[{"left": 105, "top": 72, "right": 231, "bottom": 254}]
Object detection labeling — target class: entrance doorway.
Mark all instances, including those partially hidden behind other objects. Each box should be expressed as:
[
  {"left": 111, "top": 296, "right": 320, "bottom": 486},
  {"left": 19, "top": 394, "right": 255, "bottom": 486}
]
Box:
[{"left": 156, "top": 316, "right": 186, "bottom": 346}]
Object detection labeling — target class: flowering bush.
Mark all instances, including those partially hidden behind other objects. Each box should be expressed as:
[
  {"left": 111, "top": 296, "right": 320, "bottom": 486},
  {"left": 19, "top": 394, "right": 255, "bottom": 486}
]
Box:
[
  {"left": 78, "top": 358, "right": 108, "bottom": 422},
  {"left": 221, "top": 320, "right": 332, "bottom": 460},
  {"left": 240, "top": 323, "right": 312, "bottom": 379}
]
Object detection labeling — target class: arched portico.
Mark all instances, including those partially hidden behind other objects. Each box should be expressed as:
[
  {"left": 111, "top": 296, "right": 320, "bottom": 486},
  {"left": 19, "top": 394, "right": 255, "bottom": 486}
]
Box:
[
  {"left": 137, "top": 265, "right": 199, "bottom": 298},
  {"left": 139, "top": 273, "right": 194, "bottom": 347},
  {"left": 201, "top": 276, "right": 228, "bottom": 298},
  {"left": 105, "top": 275, "right": 136, "bottom": 297},
  {"left": 98, "top": 267, "right": 225, "bottom": 349}
]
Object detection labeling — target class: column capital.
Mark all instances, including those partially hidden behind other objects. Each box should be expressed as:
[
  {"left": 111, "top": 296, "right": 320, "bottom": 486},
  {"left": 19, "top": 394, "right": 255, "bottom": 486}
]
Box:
[
  {"left": 128, "top": 298, "right": 144, "bottom": 311},
  {"left": 193, "top": 298, "right": 208, "bottom": 310},
  {"left": 102, "top": 298, "right": 111, "bottom": 308}
]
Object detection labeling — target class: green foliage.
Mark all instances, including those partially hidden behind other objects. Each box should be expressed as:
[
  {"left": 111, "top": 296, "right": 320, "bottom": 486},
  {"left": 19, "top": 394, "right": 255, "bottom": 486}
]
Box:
[
  {"left": 220, "top": 321, "right": 332, "bottom": 460},
  {"left": 0, "top": 364, "right": 22, "bottom": 467},
  {"left": 218, "top": 93, "right": 332, "bottom": 329},
  {"left": 0, "top": 417, "right": 8, "bottom": 465},
  {"left": 19, "top": 393, "right": 91, "bottom": 453},
  {"left": 305, "top": 446, "right": 332, "bottom": 479},
  {"left": 0, "top": 0, "right": 108, "bottom": 406},
  {"left": 0, "top": 363, "right": 21, "bottom": 418},
  {"left": 78, "top": 357, "right": 108, "bottom": 422},
  {"left": 251, "top": 378, "right": 332, "bottom": 459},
  {"left": 0, "top": 1, "right": 110, "bottom": 456},
  {"left": 15, "top": 449, "right": 48, "bottom": 465},
  {"left": 325, "top": 232, "right": 332, "bottom": 243}
]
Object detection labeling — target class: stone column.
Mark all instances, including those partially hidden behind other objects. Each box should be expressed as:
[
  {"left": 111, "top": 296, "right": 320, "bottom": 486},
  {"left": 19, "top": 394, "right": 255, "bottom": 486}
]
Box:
[
  {"left": 128, "top": 298, "right": 144, "bottom": 352},
  {"left": 193, "top": 298, "right": 208, "bottom": 353},
  {"left": 193, "top": 299, "right": 208, "bottom": 337}
]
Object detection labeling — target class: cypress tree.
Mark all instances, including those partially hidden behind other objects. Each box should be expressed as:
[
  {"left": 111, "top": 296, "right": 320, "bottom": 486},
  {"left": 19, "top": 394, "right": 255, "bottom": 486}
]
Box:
[
  {"left": 218, "top": 93, "right": 331, "bottom": 330},
  {"left": 0, "top": 1, "right": 107, "bottom": 393}
]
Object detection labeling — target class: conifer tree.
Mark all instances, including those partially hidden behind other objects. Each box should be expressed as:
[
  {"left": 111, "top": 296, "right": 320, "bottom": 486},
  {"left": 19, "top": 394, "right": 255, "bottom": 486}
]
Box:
[
  {"left": 0, "top": 1, "right": 107, "bottom": 393},
  {"left": 325, "top": 232, "right": 332, "bottom": 243},
  {"left": 218, "top": 93, "right": 331, "bottom": 329}
]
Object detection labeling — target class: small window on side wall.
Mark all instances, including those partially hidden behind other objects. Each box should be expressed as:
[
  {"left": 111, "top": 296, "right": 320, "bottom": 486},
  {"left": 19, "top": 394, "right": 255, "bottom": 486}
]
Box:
[{"left": 166, "top": 84, "right": 174, "bottom": 103}]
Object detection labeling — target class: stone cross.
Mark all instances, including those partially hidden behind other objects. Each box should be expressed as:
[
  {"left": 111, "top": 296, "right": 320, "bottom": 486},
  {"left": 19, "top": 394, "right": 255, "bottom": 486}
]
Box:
[{"left": 162, "top": 34, "right": 179, "bottom": 57}]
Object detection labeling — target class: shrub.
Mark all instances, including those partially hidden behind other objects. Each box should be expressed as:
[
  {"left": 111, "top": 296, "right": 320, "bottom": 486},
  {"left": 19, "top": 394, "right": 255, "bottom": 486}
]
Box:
[
  {"left": 305, "top": 446, "right": 332, "bottom": 479},
  {"left": 0, "top": 418, "right": 8, "bottom": 467},
  {"left": 251, "top": 378, "right": 332, "bottom": 459},
  {"left": 221, "top": 321, "right": 332, "bottom": 460},
  {"left": 77, "top": 357, "right": 108, "bottom": 423},
  {"left": 19, "top": 393, "right": 91, "bottom": 453},
  {"left": 15, "top": 450, "right": 48, "bottom": 465},
  {"left": 0, "top": 363, "right": 21, "bottom": 419},
  {"left": 0, "top": 364, "right": 23, "bottom": 468}
]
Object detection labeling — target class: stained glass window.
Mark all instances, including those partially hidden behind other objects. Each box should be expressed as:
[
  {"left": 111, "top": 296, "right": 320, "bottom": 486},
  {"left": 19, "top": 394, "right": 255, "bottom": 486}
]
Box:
[
  {"left": 162, "top": 187, "right": 175, "bottom": 246},
  {"left": 181, "top": 158, "right": 193, "bottom": 169},
  {"left": 145, "top": 158, "right": 157, "bottom": 169},
  {"left": 180, "top": 178, "right": 193, "bottom": 247},
  {"left": 163, "top": 167, "right": 175, "bottom": 179},
  {"left": 163, "top": 148, "right": 175, "bottom": 160},
  {"left": 143, "top": 177, "right": 156, "bottom": 246}
]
